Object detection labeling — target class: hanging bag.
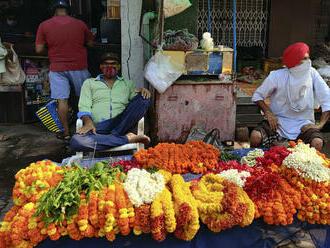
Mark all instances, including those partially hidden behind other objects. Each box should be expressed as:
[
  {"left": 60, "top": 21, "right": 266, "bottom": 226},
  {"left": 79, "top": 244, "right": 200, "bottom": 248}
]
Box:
[{"left": 2, "top": 44, "right": 26, "bottom": 84}]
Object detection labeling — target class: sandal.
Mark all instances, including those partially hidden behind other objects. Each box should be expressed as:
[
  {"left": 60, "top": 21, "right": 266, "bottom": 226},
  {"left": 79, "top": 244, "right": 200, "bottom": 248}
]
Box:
[{"left": 56, "top": 132, "right": 71, "bottom": 141}]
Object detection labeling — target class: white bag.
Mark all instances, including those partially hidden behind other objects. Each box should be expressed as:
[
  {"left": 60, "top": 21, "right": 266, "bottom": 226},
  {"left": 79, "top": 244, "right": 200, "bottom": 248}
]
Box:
[
  {"left": 0, "top": 39, "right": 7, "bottom": 74},
  {"left": 144, "top": 50, "right": 184, "bottom": 94},
  {"left": 164, "top": 0, "right": 191, "bottom": 18},
  {"left": 2, "top": 44, "right": 26, "bottom": 84}
]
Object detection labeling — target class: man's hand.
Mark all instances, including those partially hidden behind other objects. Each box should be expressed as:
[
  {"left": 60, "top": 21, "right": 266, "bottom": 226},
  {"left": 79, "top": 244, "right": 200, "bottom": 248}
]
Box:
[
  {"left": 265, "top": 111, "right": 279, "bottom": 131},
  {"left": 300, "top": 123, "right": 321, "bottom": 133},
  {"left": 135, "top": 88, "right": 151, "bottom": 99},
  {"left": 77, "top": 122, "right": 96, "bottom": 135}
]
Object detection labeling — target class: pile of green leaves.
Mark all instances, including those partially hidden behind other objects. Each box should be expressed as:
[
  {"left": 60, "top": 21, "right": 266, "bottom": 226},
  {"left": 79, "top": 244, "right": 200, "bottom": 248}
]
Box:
[
  {"left": 219, "top": 151, "right": 238, "bottom": 162},
  {"left": 34, "top": 161, "right": 123, "bottom": 226}
]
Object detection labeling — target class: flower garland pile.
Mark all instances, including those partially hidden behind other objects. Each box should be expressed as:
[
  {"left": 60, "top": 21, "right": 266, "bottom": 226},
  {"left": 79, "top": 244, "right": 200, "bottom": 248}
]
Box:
[
  {"left": 123, "top": 168, "right": 165, "bottom": 207},
  {"left": 190, "top": 174, "right": 255, "bottom": 232},
  {"left": 109, "top": 159, "right": 142, "bottom": 173},
  {"left": 12, "top": 160, "right": 64, "bottom": 206},
  {"left": 169, "top": 174, "right": 200, "bottom": 241},
  {"left": 134, "top": 141, "right": 219, "bottom": 174},
  {"left": 256, "top": 146, "right": 291, "bottom": 168},
  {"left": 240, "top": 149, "right": 264, "bottom": 167},
  {"left": 217, "top": 170, "right": 251, "bottom": 188},
  {"left": 282, "top": 142, "right": 330, "bottom": 182},
  {"left": 280, "top": 141, "right": 330, "bottom": 225}
]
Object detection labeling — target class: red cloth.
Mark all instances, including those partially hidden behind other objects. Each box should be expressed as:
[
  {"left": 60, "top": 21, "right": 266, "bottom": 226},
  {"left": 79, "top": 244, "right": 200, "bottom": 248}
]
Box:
[
  {"left": 282, "top": 42, "right": 309, "bottom": 68},
  {"left": 36, "top": 16, "right": 94, "bottom": 72}
]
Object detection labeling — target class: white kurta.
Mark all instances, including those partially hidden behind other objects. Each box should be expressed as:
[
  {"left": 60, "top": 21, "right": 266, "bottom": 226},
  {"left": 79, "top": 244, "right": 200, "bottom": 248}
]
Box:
[{"left": 252, "top": 68, "right": 330, "bottom": 140}]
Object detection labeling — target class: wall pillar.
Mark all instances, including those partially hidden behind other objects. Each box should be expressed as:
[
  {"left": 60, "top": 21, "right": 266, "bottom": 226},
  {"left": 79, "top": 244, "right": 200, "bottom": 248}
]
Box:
[{"left": 121, "top": 0, "right": 144, "bottom": 89}]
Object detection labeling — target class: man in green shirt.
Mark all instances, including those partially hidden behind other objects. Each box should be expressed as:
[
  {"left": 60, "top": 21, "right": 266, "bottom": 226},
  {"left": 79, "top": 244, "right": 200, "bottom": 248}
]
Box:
[{"left": 70, "top": 53, "right": 151, "bottom": 151}]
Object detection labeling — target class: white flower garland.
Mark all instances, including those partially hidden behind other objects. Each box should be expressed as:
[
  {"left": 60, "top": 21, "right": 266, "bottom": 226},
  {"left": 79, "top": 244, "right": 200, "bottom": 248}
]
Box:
[
  {"left": 240, "top": 149, "right": 264, "bottom": 167},
  {"left": 217, "top": 169, "right": 251, "bottom": 188},
  {"left": 123, "top": 168, "right": 165, "bottom": 207},
  {"left": 283, "top": 143, "right": 330, "bottom": 182}
]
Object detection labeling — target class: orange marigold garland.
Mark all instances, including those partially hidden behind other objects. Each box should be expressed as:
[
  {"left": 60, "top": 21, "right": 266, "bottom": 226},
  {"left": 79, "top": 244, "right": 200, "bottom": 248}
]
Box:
[
  {"left": 135, "top": 141, "right": 219, "bottom": 174},
  {"left": 12, "top": 160, "right": 64, "bottom": 206}
]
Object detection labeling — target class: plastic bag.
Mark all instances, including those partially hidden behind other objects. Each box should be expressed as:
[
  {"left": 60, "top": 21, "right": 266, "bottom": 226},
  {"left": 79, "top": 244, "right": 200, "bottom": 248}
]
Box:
[
  {"left": 153, "top": 29, "right": 198, "bottom": 51},
  {"left": 185, "top": 125, "right": 224, "bottom": 151},
  {"left": 2, "top": 44, "right": 25, "bottom": 84},
  {"left": 317, "top": 65, "right": 330, "bottom": 78},
  {"left": 0, "top": 39, "right": 7, "bottom": 74},
  {"left": 164, "top": 0, "right": 191, "bottom": 18},
  {"left": 144, "top": 50, "right": 184, "bottom": 93}
]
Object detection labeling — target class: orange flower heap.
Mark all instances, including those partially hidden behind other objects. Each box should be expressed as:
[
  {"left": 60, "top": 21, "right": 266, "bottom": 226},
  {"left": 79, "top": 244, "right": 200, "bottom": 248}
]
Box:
[
  {"left": 253, "top": 178, "right": 301, "bottom": 226},
  {"left": 281, "top": 166, "right": 330, "bottom": 225},
  {"left": 135, "top": 141, "right": 219, "bottom": 174},
  {"left": 190, "top": 174, "right": 254, "bottom": 232}
]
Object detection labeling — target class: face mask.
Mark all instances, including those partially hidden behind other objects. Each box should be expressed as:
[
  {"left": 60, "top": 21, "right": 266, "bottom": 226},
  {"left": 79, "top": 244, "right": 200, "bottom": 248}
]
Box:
[
  {"left": 289, "top": 59, "right": 311, "bottom": 78},
  {"left": 101, "top": 65, "right": 117, "bottom": 78},
  {"left": 7, "top": 19, "right": 17, "bottom": 26}
]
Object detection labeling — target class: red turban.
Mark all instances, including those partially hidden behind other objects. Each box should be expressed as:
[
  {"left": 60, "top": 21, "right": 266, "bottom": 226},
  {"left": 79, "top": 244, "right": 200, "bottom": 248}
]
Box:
[{"left": 282, "top": 42, "right": 310, "bottom": 68}]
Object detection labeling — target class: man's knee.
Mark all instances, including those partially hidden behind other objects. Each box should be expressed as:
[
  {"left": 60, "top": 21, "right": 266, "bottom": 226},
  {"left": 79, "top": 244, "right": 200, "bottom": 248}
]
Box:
[
  {"left": 310, "top": 137, "right": 323, "bottom": 151},
  {"left": 134, "top": 93, "right": 151, "bottom": 108},
  {"left": 250, "top": 130, "right": 262, "bottom": 147},
  {"left": 70, "top": 134, "right": 86, "bottom": 151}
]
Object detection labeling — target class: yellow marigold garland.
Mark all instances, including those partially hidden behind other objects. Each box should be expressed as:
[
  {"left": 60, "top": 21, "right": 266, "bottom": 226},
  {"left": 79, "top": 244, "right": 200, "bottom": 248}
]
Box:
[
  {"left": 190, "top": 174, "right": 254, "bottom": 232},
  {"left": 169, "top": 174, "right": 199, "bottom": 241}
]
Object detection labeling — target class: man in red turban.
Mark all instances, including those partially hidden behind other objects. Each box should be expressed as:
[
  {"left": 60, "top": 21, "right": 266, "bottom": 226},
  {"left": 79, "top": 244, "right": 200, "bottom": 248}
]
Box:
[{"left": 250, "top": 42, "right": 330, "bottom": 151}]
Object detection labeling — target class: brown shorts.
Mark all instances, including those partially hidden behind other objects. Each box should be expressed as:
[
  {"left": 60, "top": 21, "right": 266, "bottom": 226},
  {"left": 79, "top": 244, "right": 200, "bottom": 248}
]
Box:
[{"left": 253, "top": 121, "right": 323, "bottom": 148}]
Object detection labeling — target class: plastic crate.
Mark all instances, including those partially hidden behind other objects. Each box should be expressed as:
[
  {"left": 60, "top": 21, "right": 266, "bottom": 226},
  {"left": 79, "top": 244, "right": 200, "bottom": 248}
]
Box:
[{"left": 35, "top": 100, "right": 64, "bottom": 133}]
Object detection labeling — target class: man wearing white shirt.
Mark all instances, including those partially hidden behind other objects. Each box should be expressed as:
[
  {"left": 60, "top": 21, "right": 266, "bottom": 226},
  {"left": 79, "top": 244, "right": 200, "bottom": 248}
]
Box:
[{"left": 250, "top": 42, "right": 330, "bottom": 151}]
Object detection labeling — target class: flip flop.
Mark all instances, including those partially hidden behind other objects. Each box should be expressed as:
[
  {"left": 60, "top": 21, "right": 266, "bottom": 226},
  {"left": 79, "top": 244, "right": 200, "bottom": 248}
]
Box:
[{"left": 56, "top": 132, "right": 71, "bottom": 141}]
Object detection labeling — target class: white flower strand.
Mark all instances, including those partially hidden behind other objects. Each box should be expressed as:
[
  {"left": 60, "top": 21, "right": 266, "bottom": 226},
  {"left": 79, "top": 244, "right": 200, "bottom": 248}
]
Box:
[
  {"left": 124, "top": 168, "right": 165, "bottom": 207},
  {"left": 240, "top": 149, "right": 264, "bottom": 167},
  {"left": 283, "top": 142, "right": 330, "bottom": 182},
  {"left": 217, "top": 169, "right": 251, "bottom": 188}
]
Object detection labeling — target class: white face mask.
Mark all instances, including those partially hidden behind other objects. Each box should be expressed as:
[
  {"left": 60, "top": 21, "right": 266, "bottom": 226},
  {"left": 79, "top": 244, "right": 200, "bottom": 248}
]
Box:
[
  {"left": 289, "top": 59, "right": 311, "bottom": 78},
  {"left": 286, "top": 59, "right": 313, "bottom": 112},
  {"left": 7, "top": 19, "right": 17, "bottom": 26}
]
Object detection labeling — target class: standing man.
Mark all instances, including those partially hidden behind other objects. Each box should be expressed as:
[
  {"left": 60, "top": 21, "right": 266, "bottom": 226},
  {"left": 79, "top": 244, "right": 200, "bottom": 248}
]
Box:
[
  {"left": 250, "top": 42, "right": 330, "bottom": 151},
  {"left": 35, "top": 0, "right": 94, "bottom": 141},
  {"left": 70, "top": 53, "right": 151, "bottom": 151}
]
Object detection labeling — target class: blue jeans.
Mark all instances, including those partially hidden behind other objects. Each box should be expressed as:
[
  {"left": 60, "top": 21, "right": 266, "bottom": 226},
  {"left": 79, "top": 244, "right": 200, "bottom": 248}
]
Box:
[{"left": 70, "top": 94, "right": 150, "bottom": 151}]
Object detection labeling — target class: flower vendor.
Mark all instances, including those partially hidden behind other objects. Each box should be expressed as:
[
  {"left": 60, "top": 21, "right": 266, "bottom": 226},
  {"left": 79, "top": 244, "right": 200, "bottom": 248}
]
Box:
[{"left": 250, "top": 42, "right": 330, "bottom": 151}]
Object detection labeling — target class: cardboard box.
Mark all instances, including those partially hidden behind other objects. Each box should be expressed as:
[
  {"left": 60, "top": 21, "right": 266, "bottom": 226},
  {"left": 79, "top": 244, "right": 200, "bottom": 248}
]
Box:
[{"left": 163, "top": 48, "right": 233, "bottom": 75}]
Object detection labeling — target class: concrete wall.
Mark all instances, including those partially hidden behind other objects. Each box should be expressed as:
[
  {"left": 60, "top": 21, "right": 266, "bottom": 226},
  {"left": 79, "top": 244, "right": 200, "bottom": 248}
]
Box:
[
  {"left": 121, "top": 0, "right": 145, "bottom": 89},
  {"left": 268, "top": 0, "right": 318, "bottom": 57}
]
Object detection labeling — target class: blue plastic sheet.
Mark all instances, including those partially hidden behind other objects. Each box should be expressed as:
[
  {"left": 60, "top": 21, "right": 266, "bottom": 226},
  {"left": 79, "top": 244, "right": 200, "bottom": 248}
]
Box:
[{"left": 36, "top": 219, "right": 329, "bottom": 248}]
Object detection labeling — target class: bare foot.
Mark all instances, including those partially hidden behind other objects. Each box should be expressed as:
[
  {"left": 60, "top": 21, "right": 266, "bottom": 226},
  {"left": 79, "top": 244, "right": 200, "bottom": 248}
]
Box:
[{"left": 126, "top": 133, "right": 150, "bottom": 145}]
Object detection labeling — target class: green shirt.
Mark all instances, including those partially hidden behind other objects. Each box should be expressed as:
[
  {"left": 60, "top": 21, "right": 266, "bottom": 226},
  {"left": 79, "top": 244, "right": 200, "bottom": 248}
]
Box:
[{"left": 78, "top": 75, "right": 137, "bottom": 124}]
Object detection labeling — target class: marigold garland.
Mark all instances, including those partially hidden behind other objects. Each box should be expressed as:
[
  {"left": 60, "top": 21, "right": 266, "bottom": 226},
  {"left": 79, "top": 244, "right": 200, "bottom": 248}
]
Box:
[
  {"left": 169, "top": 174, "right": 199, "bottom": 241},
  {"left": 134, "top": 141, "right": 219, "bottom": 174},
  {"left": 12, "top": 160, "right": 64, "bottom": 206},
  {"left": 190, "top": 174, "right": 254, "bottom": 232}
]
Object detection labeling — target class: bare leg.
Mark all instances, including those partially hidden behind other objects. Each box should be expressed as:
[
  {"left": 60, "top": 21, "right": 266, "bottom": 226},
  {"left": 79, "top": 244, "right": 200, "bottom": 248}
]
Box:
[
  {"left": 126, "top": 133, "right": 150, "bottom": 145},
  {"left": 310, "top": 137, "right": 323, "bottom": 151},
  {"left": 57, "top": 99, "right": 70, "bottom": 136},
  {"left": 250, "top": 130, "right": 262, "bottom": 148}
]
